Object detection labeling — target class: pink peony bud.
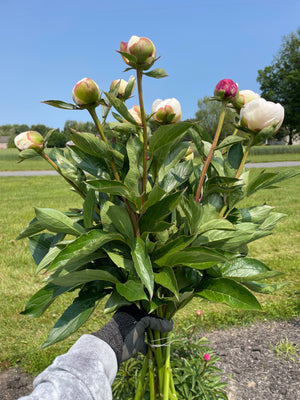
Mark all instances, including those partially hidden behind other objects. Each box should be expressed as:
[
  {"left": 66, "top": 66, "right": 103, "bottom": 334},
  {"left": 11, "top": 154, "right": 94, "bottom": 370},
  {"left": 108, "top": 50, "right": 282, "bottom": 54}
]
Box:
[
  {"left": 14, "top": 131, "right": 44, "bottom": 152},
  {"left": 203, "top": 353, "right": 211, "bottom": 362},
  {"left": 120, "top": 36, "right": 156, "bottom": 70},
  {"left": 214, "top": 79, "right": 239, "bottom": 101},
  {"left": 72, "top": 78, "right": 101, "bottom": 106},
  {"left": 151, "top": 98, "right": 182, "bottom": 124},
  {"left": 196, "top": 310, "right": 202, "bottom": 316},
  {"left": 128, "top": 105, "right": 142, "bottom": 125},
  {"left": 240, "top": 98, "right": 284, "bottom": 133}
]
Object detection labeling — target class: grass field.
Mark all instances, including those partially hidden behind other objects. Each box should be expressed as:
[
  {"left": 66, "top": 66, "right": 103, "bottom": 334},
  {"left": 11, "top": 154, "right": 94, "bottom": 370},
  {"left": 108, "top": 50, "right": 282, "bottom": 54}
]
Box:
[
  {"left": 0, "top": 168, "right": 299, "bottom": 375},
  {"left": 1, "top": 148, "right": 300, "bottom": 171}
]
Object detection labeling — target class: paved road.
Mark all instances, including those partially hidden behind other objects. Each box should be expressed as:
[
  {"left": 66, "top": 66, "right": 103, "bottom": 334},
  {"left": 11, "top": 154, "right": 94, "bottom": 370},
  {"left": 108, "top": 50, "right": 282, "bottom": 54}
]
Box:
[{"left": 0, "top": 161, "right": 299, "bottom": 177}]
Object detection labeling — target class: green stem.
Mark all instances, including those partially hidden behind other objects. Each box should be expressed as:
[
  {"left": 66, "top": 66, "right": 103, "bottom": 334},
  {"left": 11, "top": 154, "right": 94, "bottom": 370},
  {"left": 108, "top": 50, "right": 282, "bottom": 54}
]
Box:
[
  {"left": 235, "top": 135, "right": 254, "bottom": 179},
  {"left": 134, "top": 354, "right": 149, "bottom": 400},
  {"left": 41, "top": 153, "right": 86, "bottom": 200},
  {"left": 195, "top": 102, "right": 227, "bottom": 202},
  {"left": 163, "top": 333, "right": 171, "bottom": 400},
  {"left": 148, "top": 348, "right": 156, "bottom": 400},
  {"left": 88, "top": 107, "right": 120, "bottom": 181},
  {"left": 136, "top": 70, "right": 148, "bottom": 206},
  {"left": 89, "top": 106, "right": 140, "bottom": 237},
  {"left": 169, "top": 371, "right": 178, "bottom": 400},
  {"left": 218, "top": 135, "right": 254, "bottom": 219}
]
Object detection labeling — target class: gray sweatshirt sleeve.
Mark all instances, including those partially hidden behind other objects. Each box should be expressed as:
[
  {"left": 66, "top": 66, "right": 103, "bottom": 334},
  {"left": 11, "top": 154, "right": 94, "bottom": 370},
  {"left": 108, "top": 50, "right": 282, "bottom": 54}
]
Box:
[{"left": 18, "top": 334, "right": 118, "bottom": 400}]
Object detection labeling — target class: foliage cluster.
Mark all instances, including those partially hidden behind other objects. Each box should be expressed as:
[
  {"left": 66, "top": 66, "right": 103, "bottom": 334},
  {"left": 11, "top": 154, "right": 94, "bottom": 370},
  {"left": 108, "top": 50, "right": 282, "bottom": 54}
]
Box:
[{"left": 257, "top": 28, "right": 300, "bottom": 144}]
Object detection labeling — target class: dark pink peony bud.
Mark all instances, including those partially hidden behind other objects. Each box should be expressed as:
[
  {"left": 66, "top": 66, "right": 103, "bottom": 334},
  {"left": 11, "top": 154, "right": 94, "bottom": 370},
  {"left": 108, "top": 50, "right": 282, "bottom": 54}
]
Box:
[
  {"left": 203, "top": 353, "right": 211, "bottom": 362},
  {"left": 214, "top": 79, "right": 239, "bottom": 101}
]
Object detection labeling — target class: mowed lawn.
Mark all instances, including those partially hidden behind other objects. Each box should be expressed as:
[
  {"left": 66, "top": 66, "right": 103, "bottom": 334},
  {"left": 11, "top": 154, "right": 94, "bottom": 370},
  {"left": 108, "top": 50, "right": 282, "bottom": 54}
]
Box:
[{"left": 0, "top": 168, "right": 299, "bottom": 375}]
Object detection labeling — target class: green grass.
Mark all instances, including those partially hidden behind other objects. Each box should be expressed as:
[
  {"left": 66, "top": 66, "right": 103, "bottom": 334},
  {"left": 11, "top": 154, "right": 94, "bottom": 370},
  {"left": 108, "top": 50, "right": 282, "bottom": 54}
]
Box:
[
  {"left": 0, "top": 168, "right": 299, "bottom": 375},
  {"left": 247, "top": 153, "right": 300, "bottom": 163}
]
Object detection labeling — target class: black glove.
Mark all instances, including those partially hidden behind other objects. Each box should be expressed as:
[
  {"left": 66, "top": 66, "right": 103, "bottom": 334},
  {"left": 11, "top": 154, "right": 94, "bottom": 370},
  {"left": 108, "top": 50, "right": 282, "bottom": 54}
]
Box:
[{"left": 92, "top": 305, "right": 173, "bottom": 366}]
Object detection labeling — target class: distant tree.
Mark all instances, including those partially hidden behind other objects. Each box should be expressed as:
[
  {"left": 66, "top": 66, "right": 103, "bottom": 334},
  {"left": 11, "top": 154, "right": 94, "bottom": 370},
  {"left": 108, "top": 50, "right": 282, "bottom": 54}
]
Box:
[
  {"left": 63, "top": 120, "right": 97, "bottom": 135},
  {"left": 257, "top": 28, "right": 300, "bottom": 144},
  {"left": 194, "top": 96, "right": 236, "bottom": 141}
]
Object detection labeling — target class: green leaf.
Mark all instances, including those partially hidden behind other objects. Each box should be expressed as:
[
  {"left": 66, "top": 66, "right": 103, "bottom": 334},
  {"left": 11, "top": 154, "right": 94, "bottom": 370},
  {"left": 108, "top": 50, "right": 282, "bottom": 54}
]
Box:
[
  {"left": 21, "top": 283, "right": 73, "bottom": 317},
  {"left": 157, "top": 247, "right": 227, "bottom": 269},
  {"left": 116, "top": 280, "right": 148, "bottom": 301},
  {"left": 228, "top": 142, "right": 244, "bottom": 169},
  {"left": 42, "top": 291, "right": 104, "bottom": 347},
  {"left": 131, "top": 238, "right": 154, "bottom": 298},
  {"left": 87, "top": 179, "right": 130, "bottom": 197},
  {"left": 29, "top": 233, "right": 63, "bottom": 266},
  {"left": 42, "top": 100, "right": 78, "bottom": 110},
  {"left": 139, "top": 191, "right": 182, "bottom": 233},
  {"left": 216, "top": 135, "right": 244, "bottom": 150},
  {"left": 240, "top": 205, "right": 273, "bottom": 224},
  {"left": 103, "top": 202, "right": 135, "bottom": 244},
  {"left": 160, "top": 160, "right": 193, "bottom": 192},
  {"left": 35, "top": 208, "right": 85, "bottom": 236},
  {"left": 71, "top": 130, "right": 108, "bottom": 158},
  {"left": 124, "top": 136, "right": 142, "bottom": 200},
  {"left": 48, "top": 230, "right": 124, "bottom": 272},
  {"left": 51, "top": 269, "right": 119, "bottom": 287},
  {"left": 149, "top": 122, "right": 192, "bottom": 154},
  {"left": 144, "top": 68, "right": 168, "bottom": 79},
  {"left": 154, "top": 266, "right": 179, "bottom": 298},
  {"left": 152, "top": 235, "right": 195, "bottom": 263},
  {"left": 36, "top": 245, "right": 63, "bottom": 273},
  {"left": 83, "top": 189, "right": 96, "bottom": 229},
  {"left": 212, "top": 257, "right": 283, "bottom": 281},
  {"left": 243, "top": 281, "right": 289, "bottom": 294},
  {"left": 16, "top": 218, "right": 44, "bottom": 240},
  {"left": 104, "top": 290, "right": 131, "bottom": 313},
  {"left": 17, "top": 149, "right": 40, "bottom": 161},
  {"left": 142, "top": 185, "right": 166, "bottom": 211},
  {"left": 197, "top": 277, "right": 261, "bottom": 310},
  {"left": 68, "top": 145, "right": 110, "bottom": 177},
  {"left": 105, "top": 92, "right": 139, "bottom": 126}
]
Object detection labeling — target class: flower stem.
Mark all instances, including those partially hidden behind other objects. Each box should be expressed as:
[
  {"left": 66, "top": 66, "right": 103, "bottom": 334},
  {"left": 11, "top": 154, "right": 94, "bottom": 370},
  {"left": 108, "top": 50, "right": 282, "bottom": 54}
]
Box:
[
  {"left": 41, "top": 152, "right": 86, "bottom": 200},
  {"left": 163, "top": 333, "right": 171, "bottom": 400},
  {"left": 89, "top": 106, "right": 140, "bottom": 237},
  {"left": 235, "top": 135, "right": 254, "bottom": 179},
  {"left": 195, "top": 102, "right": 227, "bottom": 202},
  {"left": 88, "top": 107, "right": 120, "bottom": 181},
  {"left": 136, "top": 70, "right": 148, "bottom": 206},
  {"left": 134, "top": 354, "right": 149, "bottom": 400}
]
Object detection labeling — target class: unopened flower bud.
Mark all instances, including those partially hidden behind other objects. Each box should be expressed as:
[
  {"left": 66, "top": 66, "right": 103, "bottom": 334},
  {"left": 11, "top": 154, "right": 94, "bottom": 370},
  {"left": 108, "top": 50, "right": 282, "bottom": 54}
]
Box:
[
  {"left": 72, "top": 78, "right": 100, "bottom": 106},
  {"left": 233, "top": 90, "right": 260, "bottom": 110},
  {"left": 120, "top": 36, "right": 156, "bottom": 70},
  {"left": 214, "top": 79, "right": 239, "bottom": 102},
  {"left": 203, "top": 353, "right": 211, "bottom": 362},
  {"left": 196, "top": 310, "right": 202, "bottom": 316},
  {"left": 14, "top": 131, "right": 44, "bottom": 152},
  {"left": 240, "top": 98, "right": 284, "bottom": 133},
  {"left": 151, "top": 98, "right": 182, "bottom": 124},
  {"left": 110, "top": 78, "right": 136, "bottom": 99},
  {"left": 128, "top": 105, "right": 142, "bottom": 125},
  {"left": 183, "top": 147, "right": 194, "bottom": 161}
]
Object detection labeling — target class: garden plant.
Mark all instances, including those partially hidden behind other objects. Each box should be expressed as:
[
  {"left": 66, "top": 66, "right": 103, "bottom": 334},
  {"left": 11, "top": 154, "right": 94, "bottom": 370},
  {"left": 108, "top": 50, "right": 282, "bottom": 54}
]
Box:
[{"left": 15, "top": 35, "right": 298, "bottom": 399}]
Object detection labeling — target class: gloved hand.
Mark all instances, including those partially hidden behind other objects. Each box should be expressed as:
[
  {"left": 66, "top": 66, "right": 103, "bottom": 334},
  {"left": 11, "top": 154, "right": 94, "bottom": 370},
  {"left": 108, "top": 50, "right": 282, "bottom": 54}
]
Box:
[{"left": 92, "top": 305, "right": 173, "bottom": 366}]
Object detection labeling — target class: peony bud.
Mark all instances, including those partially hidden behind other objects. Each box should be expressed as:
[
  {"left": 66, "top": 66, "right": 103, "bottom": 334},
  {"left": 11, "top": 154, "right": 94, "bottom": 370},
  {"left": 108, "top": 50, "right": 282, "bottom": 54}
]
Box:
[
  {"left": 233, "top": 90, "right": 260, "bottom": 110},
  {"left": 203, "top": 353, "right": 211, "bottom": 362},
  {"left": 240, "top": 98, "right": 284, "bottom": 133},
  {"left": 196, "top": 310, "right": 202, "bottom": 316},
  {"left": 72, "top": 78, "right": 100, "bottom": 106},
  {"left": 120, "top": 36, "right": 156, "bottom": 70},
  {"left": 214, "top": 79, "right": 239, "bottom": 102},
  {"left": 151, "top": 98, "right": 182, "bottom": 124},
  {"left": 128, "top": 105, "right": 142, "bottom": 125},
  {"left": 110, "top": 78, "right": 136, "bottom": 99},
  {"left": 14, "top": 131, "right": 44, "bottom": 152},
  {"left": 183, "top": 147, "right": 194, "bottom": 161}
]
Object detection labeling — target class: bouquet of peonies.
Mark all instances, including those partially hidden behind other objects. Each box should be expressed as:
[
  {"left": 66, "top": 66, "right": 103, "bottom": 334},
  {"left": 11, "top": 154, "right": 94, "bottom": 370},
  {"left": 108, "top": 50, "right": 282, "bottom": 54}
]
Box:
[{"left": 16, "top": 35, "right": 295, "bottom": 399}]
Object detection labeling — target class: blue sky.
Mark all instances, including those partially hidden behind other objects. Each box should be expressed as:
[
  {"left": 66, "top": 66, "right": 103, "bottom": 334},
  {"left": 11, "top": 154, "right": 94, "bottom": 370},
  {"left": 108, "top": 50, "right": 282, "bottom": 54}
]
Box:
[{"left": 0, "top": 0, "right": 299, "bottom": 130}]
